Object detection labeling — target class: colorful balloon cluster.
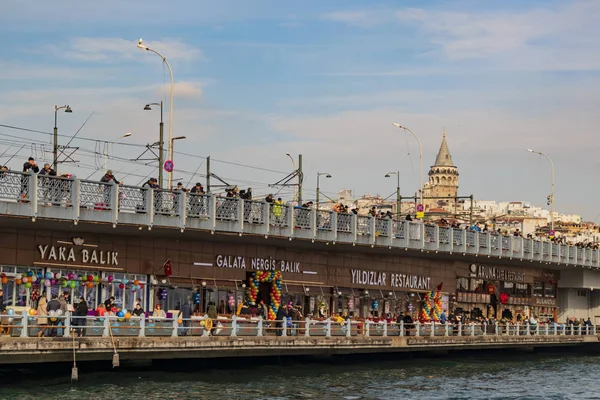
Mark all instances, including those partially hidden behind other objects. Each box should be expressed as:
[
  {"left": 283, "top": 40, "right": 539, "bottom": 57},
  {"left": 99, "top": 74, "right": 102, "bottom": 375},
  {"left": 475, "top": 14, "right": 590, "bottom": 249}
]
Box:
[
  {"left": 420, "top": 290, "right": 443, "bottom": 322},
  {"left": 1, "top": 271, "right": 144, "bottom": 292},
  {"left": 246, "top": 271, "right": 282, "bottom": 320}
]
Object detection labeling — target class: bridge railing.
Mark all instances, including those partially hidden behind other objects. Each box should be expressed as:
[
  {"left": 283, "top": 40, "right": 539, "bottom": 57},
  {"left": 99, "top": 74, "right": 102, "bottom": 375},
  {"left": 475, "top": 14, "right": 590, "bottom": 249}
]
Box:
[
  {"left": 4, "top": 311, "right": 597, "bottom": 339},
  {"left": 0, "top": 171, "right": 597, "bottom": 268}
]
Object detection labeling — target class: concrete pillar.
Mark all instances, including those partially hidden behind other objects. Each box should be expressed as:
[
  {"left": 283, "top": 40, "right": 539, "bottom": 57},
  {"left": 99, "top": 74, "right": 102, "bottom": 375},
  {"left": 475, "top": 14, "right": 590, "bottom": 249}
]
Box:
[
  {"left": 282, "top": 318, "right": 287, "bottom": 337},
  {"left": 64, "top": 311, "right": 71, "bottom": 338},
  {"left": 305, "top": 317, "right": 311, "bottom": 337},
  {"left": 495, "top": 321, "right": 499, "bottom": 336},
  {"left": 20, "top": 311, "right": 28, "bottom": 338},
  {"left": 445, "top": 322, "right": 449, "bottom": 336},
  {"left": 430, "top": 321, "right": 435, "bottom": 337},
  {"left": 383, "top": 320, "right": 388, "bottom": 337},
  {"left": 506, "top": 322, "right": 511, "bottom": 336},
  {"left": 139, "top": 316, "right": 145, "bottom": 337},
  {"left": 483, "top": 322, "right": 487, "bottom": 336},
  {"left": 346, "top": 320, "right": 351, "bottom": 337},
  {"left": 257, "top": 316, "right": 263, "bottom": 337},
  {"left": 171, "top": 316, "right": 178, "bottom": 337},
  {"left": 103, "top": 316, "right": 110, "bottom": 337},
  {"left": 470, "top": 322, "right": 475, "bottom": 337},
  {"left": 457, "top": 322, "right": 462, "bottom": 337},
  {"left": 231, "top": 315, "right": 237, "bottom": 337},
  {"left": 400, "top": 321, "right": 404, "bottom": 337},
  {"left": 415, "top": 321, "right": 420, "bottom": 337},
  {"left": 365, "top": 320, "right": 370, "bottom": 337}
]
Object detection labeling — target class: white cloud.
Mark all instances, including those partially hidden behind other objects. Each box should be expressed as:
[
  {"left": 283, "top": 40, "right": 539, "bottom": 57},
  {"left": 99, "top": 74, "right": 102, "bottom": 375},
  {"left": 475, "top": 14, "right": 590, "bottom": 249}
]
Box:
[
  {"left": 396, "top": 2, "right": 600, "bottom": 66},
  {"left": 46, "top": 37, "right": 202, "bottom": 63},
  {"left": 322, "top": 9, "right": 393, "bottom": 27}
]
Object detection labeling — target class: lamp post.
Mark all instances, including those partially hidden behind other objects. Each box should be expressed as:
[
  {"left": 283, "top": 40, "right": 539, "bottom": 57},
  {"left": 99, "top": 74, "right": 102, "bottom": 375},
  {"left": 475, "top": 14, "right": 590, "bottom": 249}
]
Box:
[
  {"left": 392, "top": 123, "right": 423, "bottom": 207},
  {"left": 286, "top": 153, "right": 296, "bottom": 205},
  {"left": 137, "top": 39, "right": 175, "bottom": 188},
  {"left": 53, "top": 105, "right": 73, "bottom": 173},
  {"left": 526, "top": 148, "right": 555, "bottom": 231},
  {"left": 385, "top": 171, "right": 400, "bottom": 219},
  {"left": 316, "top": 172, "right": 331, "bottom": 211},
  {"left": 104, "top": 133, "right": 132, "bottom": 174},
  {"left": 144, "top": 102, "right": 164, "bottom": 188},
  {"left": 170, "top": 136, "right": 186, "bottom": 181}
]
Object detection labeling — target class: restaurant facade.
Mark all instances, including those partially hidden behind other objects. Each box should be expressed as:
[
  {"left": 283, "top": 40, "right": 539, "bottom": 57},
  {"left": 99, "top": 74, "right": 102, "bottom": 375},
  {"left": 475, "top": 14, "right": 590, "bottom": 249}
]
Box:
[{"left": 0, "top": 222, "right": 561, "bottom": 321}]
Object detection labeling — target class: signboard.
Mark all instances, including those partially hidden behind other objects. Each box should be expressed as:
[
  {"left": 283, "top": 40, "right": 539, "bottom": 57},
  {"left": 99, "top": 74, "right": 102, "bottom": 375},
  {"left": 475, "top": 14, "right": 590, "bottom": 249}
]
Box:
[
  {"left": 549, "top": 230, "right": 555, "bottom": 239},
  {"left": 350, "top": 269, "right": 431, "bottom": 290},
  {"left": 37, "top": 240, "right": 118, "bottom": 266},
  {"left": 164, "top": 160, "right": 174, "bottom": 172},
  {"left": 416, "top": 204, "right": 424, "bottom": 212},
  {"left": 474, "top": 264, "right": 525, "bottom": 283},
  {"left": 209, "top": 255, "right": 308, "bottom": 274},
  {"left": 534, "top": 297, "right": 557, "bottom": 307},
  {"left": 416, "top": 204, "right": 424, "bottom": 219}
]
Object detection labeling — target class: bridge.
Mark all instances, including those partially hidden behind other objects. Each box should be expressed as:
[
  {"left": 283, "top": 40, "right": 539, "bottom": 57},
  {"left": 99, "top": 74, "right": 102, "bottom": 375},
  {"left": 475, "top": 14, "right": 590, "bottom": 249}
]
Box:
[{"left": 0, "top": 170, "right": 596, "bottom": 268}]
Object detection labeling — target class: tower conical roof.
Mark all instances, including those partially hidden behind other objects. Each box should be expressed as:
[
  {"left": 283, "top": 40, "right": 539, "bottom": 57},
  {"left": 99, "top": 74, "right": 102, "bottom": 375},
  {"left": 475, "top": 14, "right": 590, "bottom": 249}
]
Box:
[{"left": 433, "top": 128, "right": 454, "bottom": 167}]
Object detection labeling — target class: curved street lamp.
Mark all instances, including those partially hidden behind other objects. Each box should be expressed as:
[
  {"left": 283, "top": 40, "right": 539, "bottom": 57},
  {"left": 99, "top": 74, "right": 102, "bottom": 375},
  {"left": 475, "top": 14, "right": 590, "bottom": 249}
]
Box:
[
  {"left": 527, "top": 148, "right": 555, "bottom": 231},
  {"left": 316, "top": 172, "right": 332, "bottom": 211},
  {"left": 53, "top": 105, "right": 73, "bottom": 172},
  {"left": 137, "top": 38, "right": 175, "bottom": 188},
  {"left": 104, "top": 133, "right": 132, "bottom": 174},
  {"left": 392, "top": 123, "right": 423, "bottom": 207}
]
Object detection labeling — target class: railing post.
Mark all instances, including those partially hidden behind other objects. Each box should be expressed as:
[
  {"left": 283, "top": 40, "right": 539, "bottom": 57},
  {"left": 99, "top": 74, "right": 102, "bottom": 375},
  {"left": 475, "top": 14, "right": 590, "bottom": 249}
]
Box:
[
  {"left": 350, "top": 214, "right": 357, "bottom": 244},
  {"left": 209, "top": 194, "right": 217, "bottom": 232},
  {"left": 346, "top": 320, "right": 351, "bottom": 337},
  {"left": 545, "top": 324, "right": 549, "bottom": 336},
  {"left": 309, "top": 208, "right": 317, "bottom": 240},
  {"left": 369, "top": 216, "right": 376, "bottom": 245},
  {"left": 71, "top": 178, "right": 80, "bottom": 221},
  {"left": 535, "top": 323, "right": 539, "bottom": 336},
  {"left": 400, "top": 320, "right": 404, "bottom": 337},
  {"left": 139, "top": 316, "right": 145, "bottom": 337},
  {"left": 110, "top": 181, "right": 118, "bottom": 225},
  {"left": 383, "top": 320, "right": 388, "bottom": 337},
  {"left": 331, "top": 213, "right": 338, "bottom": 243},
  {"left": 257, "top": 316, "right": 264, "bottom": 337},
  {"left": 516, "top": 323, "right": 520, "bottom": 336},
  {"left": 506, "top": 322, "right": 510, "bottom": 336},
  {"left": 237, "top": 197, "right": 244, "bottom": 233},
  {"left": 146, "top": 187, "right": 154, "bottom": 227},
  {"left": 326, "top": 318, "right": 331, "bottom": 337},
  {"left": 386, "top": 219, "right": 394, "bottom": 247},
  {"left": 20, "top": 311, "right": 28, "bottom": 338},
  {"left": 578, "top": 325, "right": 582, "bottom": 336},
  {"left": 445, "top": 322, "right": 449, "bottom": 336},
  {"left": 415, "top": 321, "right": 420, "bottom": 337},
  {"left": 458, "top": 321, "right": 462, "bottom": 337},
  {"left": 554, "top": 324, "right": 558, "bottom": 336},
  {"left": 305, "top": 317, "right": 311, "bottom": 337},
  {"left": 64, "top": 312, "right": 71, "bottom": 338},
  {"left": 172, "top": 316, "right": 178, "bottom": 337},
  {"left": 430, "top": 321, "right": 435, "bottom": 337},
  {"left": 230, "top": 315, "right": 237, "bottom": 337},
  {"left": 433, "top": 225, "right": 440, "bottom": 249},
  {"left": 103, "top": 316, "right": 110, "bottom": 337},
  {"left": 29, "top": 172, "right": 38, "bottom": 218},
  {"left": 470, "top": 322, "right": 475, "bottom": 337},
  {"left": 495, "top": 321, "right": 499, "bottom": 336},
  {"left": 365, "top": 320, "right": 370, "bottom": 337},
  {"left": 594, "top": 325, "right": 597, "bottom": 336},
  {"left": 526, "top": 323, "right": 530, "bottom": 336},
  {"left": 285, "top": 204, "right": 293, "bottom": 237},
  {"left": 178, "top": 190, "right": 187, "bottom": 230},
  {"left": 282, "top": 318, "right": 287, "bottom": 337},
  {"left": 483, "top": 322, "right": 487, "bottom": 336}
]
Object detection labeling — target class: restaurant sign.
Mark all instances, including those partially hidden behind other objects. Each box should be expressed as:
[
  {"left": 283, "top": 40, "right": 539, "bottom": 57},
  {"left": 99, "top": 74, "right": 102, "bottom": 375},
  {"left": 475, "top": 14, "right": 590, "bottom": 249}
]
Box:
[
  {"left": 534, "top": 297, "right": 557, "bottom": 307},
  {"left": 215, "top": 255, "right": 301, "bottom": 273},
  {"left": 351, "top": 269, "right": 431, "bottom": 290},
  {"left": 37, "top": 243, "right": 118, "bottom": 266},
  {"left": 472, "top": 264, "right": 525, "bottom": 283}
]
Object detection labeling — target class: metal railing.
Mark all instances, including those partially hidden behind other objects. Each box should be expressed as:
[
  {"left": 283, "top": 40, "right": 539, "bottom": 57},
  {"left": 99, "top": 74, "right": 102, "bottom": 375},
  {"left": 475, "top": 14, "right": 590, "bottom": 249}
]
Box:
[
  {"left": 2, "top": 311, "right": 597, "bottom": 340},
  {"left": 0, "top": 171, "right": 597, "bottom": 268}
]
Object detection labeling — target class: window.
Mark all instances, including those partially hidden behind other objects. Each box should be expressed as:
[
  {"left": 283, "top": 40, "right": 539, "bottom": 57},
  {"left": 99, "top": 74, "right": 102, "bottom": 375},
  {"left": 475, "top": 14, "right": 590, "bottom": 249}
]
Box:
[
  {"left": 103, "top": 273, "right": 147, "bottom": 311},
  {"left": 577, "top": 290, "right": 587, "bottom": 297},
  {"left": 533, "top": 281, "right": 544, "bottom": 297},
  {"left": 501, "top": 282, "right": 514, "bottom": 295},
  {"left": 545, "top": 283, "right": 556, "bottom": 298},
  {"left": 515, "top": 283, "right": 530, "bottom": 297}
]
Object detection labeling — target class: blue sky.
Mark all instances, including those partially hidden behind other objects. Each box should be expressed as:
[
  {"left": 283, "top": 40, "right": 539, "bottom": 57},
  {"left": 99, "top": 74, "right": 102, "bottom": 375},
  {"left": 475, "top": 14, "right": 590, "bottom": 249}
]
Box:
[{"left": 1, "top": 0, "right": 599, "bottom": 219}]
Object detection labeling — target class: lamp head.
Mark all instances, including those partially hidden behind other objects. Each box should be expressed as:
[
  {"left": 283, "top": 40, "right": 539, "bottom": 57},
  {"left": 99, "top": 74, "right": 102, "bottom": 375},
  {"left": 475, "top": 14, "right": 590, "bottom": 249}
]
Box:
[
  {"left": 385, "top": 174, "right": 391, "bottom": 178},
  {"left": 392, "top": 123, "right": 402, "bottom": 128},
  {"left": 143, "top": 104, "right": 152, "bottom": 111},
  {"left": 65, "top": 106, "right": 73, "bottom": 113},
  {"left": 526, "top": 149, "right": 534, "bottom": 153},
  {"left": 137, "top": 38, "right": 147, "bottom": 50},
  {"left": 285, "top": 152, "right": 291, "bottom": 156},
  {"left": 173, "top": 136, "right": 186, "bottom": 141},
  {"left": 123, "top": 132, "right": 132, "bottom": 138},
  {"left": 326, "top": 174, "right": 332, "bottom": 178}
]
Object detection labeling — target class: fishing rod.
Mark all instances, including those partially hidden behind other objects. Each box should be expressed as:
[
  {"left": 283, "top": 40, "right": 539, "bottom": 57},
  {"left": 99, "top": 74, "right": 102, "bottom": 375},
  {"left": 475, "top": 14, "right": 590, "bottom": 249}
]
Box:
[{"left": 3, "top": 144, "right": 26, "bottom": 167}]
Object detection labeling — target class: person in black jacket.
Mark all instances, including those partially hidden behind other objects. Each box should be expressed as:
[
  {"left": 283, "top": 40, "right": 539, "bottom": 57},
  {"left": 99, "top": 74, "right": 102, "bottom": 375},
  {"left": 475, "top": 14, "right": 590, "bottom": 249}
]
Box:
[
  {"left": 74, "top": 297, "right": 88, "bottom": 337},
  {"left": 100, "top": 170, "right": 120, "bottom": 208},
  {"left": 38, "top": 163, "right": 58, "bottom": 204},
  {"left": 46, "top": 294, "right": 61, "bottom": 337},
  {"left": 23, "top": 157, "right": 39, "bottom": 173}
]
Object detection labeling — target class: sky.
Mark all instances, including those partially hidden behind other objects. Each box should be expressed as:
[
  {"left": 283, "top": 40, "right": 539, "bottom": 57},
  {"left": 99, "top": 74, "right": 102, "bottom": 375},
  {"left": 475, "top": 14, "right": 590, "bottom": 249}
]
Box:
[{"left": 1, "top": 0, "right": 599, "bottom": 220}]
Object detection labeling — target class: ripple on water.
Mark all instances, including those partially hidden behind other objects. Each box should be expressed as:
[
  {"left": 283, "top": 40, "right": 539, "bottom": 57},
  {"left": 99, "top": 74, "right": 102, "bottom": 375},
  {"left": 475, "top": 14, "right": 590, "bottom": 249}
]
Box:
[{"left": 1, "top": 354, "right": 600, "bottom": 400}]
